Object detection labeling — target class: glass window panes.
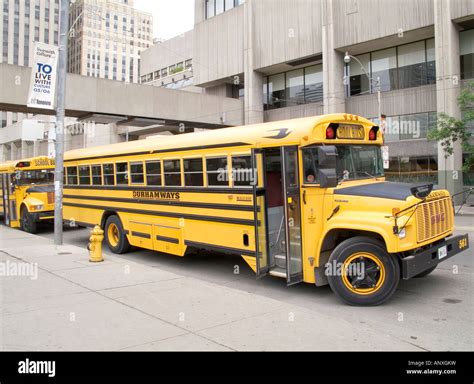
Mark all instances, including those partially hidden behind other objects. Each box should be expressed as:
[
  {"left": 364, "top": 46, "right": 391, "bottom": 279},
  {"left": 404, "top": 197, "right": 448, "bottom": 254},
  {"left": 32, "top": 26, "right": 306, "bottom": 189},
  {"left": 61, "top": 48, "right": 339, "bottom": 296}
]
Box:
[
  {"left": 146, "top": 161, "right": 162, "bottom": 185},
  {"left": 216, "top": 0, "right": 224, "bottom": 15},
  {"left": 116, "top": 163, "right": 128, "bottom": 185},
  {"left": 286, "top": 69, "right": 304, "bottom": 106},
  {"left": 206, "top": 0, "right": 215, "bottom": 18},
  {"left": 399, "top": 113, "right": 428, "bottom": 140},
  {"left": 263, "top": 78, "right": 268, "bottom": 109},
  {"left": 130, "top": 162, "right": 144, "bottom": 184},
  {"left": 66, "top": 166, "right": 78, "bottom": 185},
  {"left": 371, "top": 48, "right": 398, "bottom": 92},
  {"left": 184, "top": 158, "right": 204, "bottom": 186},
  {"left": 206, "top": 157, "right": 228, "bottom": 186},
  {"left": 398, "top": 41, "right": 426, "bottom": 88},
  {"left": 461, "top": 30, "right": 474, "bottom": 79},
  {"left": 79, "top": 165, "right": 91, "bottom": 185},
  {"left": 164, "top": 160, "right": 181, "bottom": 186},
  {"left": 302, "top": 148, "right": 319, "bottom": 184},
  {"left": 92, "top": 165, "right": 102, "bottom": 185},
  {"left": 268, "top": 73, "right": 285, "bottom": 109},
  {"left": 349, "top": 53, "right": 370, "bottom": 96},
  {"left": 225, "top": 0, "right": 234, "bottom": 11},
  {"left": 305, "top": 64, "right": 323, "bottom": 102},
  {"left": 103, "top": 164, "right": 114, "bottom": 185},
  {"left": 232, "top": 156, "right": 252, "bottom": 186},
  {"left": 426, "top": 38, "right": 436, "bottom": 84}
]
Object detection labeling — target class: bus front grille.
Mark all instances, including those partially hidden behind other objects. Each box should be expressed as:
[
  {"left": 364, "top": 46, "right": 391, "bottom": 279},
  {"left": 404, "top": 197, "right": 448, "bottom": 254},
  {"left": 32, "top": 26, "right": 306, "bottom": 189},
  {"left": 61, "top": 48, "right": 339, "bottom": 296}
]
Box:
[{"left": 416, "top": 197, "right": 453, "bottom": 243}]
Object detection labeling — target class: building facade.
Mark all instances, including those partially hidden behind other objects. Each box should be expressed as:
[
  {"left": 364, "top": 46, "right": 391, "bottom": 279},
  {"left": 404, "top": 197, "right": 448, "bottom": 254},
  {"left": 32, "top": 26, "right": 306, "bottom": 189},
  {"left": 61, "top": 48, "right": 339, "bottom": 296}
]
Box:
[
  {"left": 139, "top": 0, "right": 474, "bottom": 198},
  {"left": 68, "top": 0, "right": 153, "bottom": 83}
]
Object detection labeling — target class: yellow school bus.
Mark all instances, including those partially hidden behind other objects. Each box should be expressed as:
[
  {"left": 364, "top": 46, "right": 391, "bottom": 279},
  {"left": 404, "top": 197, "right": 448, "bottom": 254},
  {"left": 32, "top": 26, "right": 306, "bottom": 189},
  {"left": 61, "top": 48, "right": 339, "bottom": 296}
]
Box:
[
  {"left": 62, "top": 114, "right": 469, "bottom": 305},
  {"left": 0, "top": 156, "right": 55, "bottom": 233}
]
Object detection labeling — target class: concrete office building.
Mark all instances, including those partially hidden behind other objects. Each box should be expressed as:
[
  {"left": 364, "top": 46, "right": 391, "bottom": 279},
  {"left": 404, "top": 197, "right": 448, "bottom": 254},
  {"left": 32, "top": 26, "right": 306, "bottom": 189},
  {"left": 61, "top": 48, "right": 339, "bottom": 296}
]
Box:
[
  {"left": 0, "top": 0, "right": 61, "bottom": 159},
  {"left": 68, "top": 0, "right": 153, "bottom": 83},
  {"left": 140, "top": 0, "right": 474, "bottom": 197}
]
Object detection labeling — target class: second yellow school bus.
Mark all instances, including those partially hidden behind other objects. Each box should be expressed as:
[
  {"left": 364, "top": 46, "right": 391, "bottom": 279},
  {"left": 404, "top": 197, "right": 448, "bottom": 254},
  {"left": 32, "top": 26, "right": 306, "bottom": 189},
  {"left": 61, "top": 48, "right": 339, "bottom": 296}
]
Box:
[{"left": 62, "top": 114, "right": 469, "bottom": 305}]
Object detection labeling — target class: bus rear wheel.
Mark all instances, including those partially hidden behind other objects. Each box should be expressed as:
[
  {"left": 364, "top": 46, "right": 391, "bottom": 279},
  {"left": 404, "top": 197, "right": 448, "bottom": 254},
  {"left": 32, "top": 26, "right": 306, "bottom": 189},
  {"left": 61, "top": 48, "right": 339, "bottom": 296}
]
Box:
[
  {"left": 104, "top": 215, "right": 130, "bottom": 254},
  {"left": 20, "top": 207, "right": 38, "bottom": 234},
  {"left": 327, "top": 236, "right": 400, "bottom": 306}
]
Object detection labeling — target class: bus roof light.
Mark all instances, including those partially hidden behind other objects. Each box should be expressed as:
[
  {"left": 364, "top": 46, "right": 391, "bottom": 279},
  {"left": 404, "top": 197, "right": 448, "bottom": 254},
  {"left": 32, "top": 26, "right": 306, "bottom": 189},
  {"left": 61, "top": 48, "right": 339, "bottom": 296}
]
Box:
[
  {"left": 369, "top": 127, "right": 379, "bottom": 141},
  {"left": 326, "top": 125, "right": 337, "bottom": 139}
]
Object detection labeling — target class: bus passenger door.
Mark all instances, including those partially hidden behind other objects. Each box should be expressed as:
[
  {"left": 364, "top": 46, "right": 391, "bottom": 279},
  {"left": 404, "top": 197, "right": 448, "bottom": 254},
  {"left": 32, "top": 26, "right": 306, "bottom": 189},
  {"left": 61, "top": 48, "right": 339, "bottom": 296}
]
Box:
[
  {"left": 282, "top": 146, "right": 304, "bottom": 285},
  {"left": 252, "top": 148, "right": 270, "bottom": 278},
  {"left": 1, "top": 173, "right": 11, "bottom": 226}
]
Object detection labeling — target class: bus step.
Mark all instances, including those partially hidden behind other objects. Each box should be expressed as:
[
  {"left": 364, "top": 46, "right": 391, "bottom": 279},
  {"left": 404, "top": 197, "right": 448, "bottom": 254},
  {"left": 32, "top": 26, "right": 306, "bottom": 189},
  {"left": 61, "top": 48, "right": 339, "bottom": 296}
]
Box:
[{"left": 269, "top": 268, "right": 287, "bottom": 278}]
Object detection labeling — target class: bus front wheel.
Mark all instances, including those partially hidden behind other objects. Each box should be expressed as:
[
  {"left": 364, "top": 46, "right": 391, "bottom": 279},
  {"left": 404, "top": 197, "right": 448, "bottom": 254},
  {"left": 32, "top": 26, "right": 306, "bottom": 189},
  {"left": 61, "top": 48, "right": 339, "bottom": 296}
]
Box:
[
  {"left": 327, "top": 236, "right": 400, "bottom": 306},
  {"left": 104, "top": 215, "right": 130, "bottom": 254},
  {"left": 20, "top": 207, "right": 38, "bottom": 234}
]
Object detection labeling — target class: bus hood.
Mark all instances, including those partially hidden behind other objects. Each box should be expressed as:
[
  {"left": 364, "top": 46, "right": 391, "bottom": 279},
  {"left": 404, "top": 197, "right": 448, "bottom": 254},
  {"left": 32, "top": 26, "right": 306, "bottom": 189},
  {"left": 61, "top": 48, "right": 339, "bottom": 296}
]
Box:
[
  {"left": 334, "top": 181, "right": 440, "bottom": 201},
  {"left": 26, "top": 184, "right": 55, "bottom": 194}
]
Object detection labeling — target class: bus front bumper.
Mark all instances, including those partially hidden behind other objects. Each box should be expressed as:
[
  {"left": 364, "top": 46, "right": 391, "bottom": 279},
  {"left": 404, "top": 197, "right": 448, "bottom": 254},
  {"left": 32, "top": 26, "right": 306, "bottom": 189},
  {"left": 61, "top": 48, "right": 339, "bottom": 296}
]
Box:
[
  {"left": 31, "top": 211, "right": 54, "bottom": 221},
  {"left": 401, "top": 234, "right": 469, "bottom": 279}
]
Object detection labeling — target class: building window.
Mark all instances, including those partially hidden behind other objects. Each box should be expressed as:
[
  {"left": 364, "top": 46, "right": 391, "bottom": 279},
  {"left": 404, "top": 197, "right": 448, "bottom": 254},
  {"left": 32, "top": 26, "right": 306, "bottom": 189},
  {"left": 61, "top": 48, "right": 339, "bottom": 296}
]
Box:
[
  {"left": 426, "top": 38, "right": 436, "bottom": 84},
  {"left": 371, "top": 47, "right": 398, "bottom": 92},
  {"left": 268, "top": 73, "right": 286, "bottom": 109},
  {"left": 116, "top": 163, "right": 128, "bottom": 185},
  {"left": 285, "top": 69, "right": 305, "bottom": 106},
  {"left": 184, "top": 158, "right": 204, "bottom": 186},
  {"left": 206, "top": 157, "right": 228, "bottom": 187},
  {"left": 163, "top": 160, "right": 181, "bottom": 186},
  {"left": 146, "top": 160, "right": 162, "bottom": 185},
  {"left": 216, "top": 0, "right": 224, "bottom": 15},
  {"left": 461, "top": 29, "right": 474, "bottom": 79},
  {"left": 130, "top": 162, "right": 144, "bottom": 184},
  {"left": 304, "top": 64, "right": 323, "bottom": 103},
  {"left": 103, "top": 164, "right": 115, "bottom": 185},
  {"left": 161, "top": 67, "right": 168, "bottom": 77},
  {"left": 185, "top": 59, "right": 192, "bottom": 70},
  {"left": 397, "top": 40, "right": 428, "bottom": 89},
  {"left": 92, "top": 165, "right": 102, "bottom": 185},
  {"left": 206, "top": 0, "right": 215, "bottom": 18},
  {"left": 206, "top": 0, "right": 244, "bottom": 19},
  {"left": 79, "top": 165, "right": 91, "bottom": 185}
]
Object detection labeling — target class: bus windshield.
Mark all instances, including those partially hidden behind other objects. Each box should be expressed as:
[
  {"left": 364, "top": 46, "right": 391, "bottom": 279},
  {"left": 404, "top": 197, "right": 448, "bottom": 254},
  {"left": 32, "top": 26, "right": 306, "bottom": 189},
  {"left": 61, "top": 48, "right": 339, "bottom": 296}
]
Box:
[
  {"left": 303, "top": 145, "right": 384, "bottom": 184},
  {"left": 14, "top": 169, "right": 54, "bottom": 185}
]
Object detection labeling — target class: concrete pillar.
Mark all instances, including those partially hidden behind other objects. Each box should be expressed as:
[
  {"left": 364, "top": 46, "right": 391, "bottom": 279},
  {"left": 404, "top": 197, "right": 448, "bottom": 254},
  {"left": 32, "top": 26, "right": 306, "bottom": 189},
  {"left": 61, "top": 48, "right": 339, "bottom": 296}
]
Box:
[
  {"left": 243, "top": 0, "right": 264, "bottom": 125},
  {"left": 322, "top": 0, "right": 346, "bottom": 114},
  {"left": 434, "top": 0, "right": 463, "bottom": 204}
]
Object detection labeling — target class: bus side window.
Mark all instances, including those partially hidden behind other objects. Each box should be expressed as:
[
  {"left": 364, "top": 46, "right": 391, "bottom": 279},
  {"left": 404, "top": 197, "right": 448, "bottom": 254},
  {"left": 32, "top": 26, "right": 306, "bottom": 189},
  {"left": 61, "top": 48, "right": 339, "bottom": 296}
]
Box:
[
  {"left": 302, "top": 148, "right": 319, "bottom": 184},
  {"left": 66, "top": 166, "right": 78, "bottom": 185},
  {"left": 163, "top": 159, "right": 181, "bottom": 186},
  {"left": 116, "top": 163, "right": 129, "bottom": 185},
  {"left": 206, "top": 157, "right": 228, "bottom": 187},
  {"left": 79, "top": 165, "right": 91, "bottom": 185},
  {"left": 231, "top": 155, "right": 252, "bottom": 187},
  {"left": 146, "top": 160, "right": 162, "bottom": 186},
  {"left": 130, "top": 162, "right": 144, "bottom": 185},
  {"left": 183, "top": 158, "right": 203, "bottom": 187},
  {"left": 92, "top": 165, "right": 102, "bottom": 185},
  {"left": 103, "top": 164, "right": 115, "bottom": 185}
]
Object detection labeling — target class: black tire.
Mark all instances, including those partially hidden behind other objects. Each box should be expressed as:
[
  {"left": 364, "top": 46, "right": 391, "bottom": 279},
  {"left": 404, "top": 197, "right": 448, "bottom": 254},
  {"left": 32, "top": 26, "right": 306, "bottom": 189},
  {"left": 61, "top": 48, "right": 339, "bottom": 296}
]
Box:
[
  {"left": 327, "top": 236, "right": 400, "bottom": 306},
  {"left": 20, "top": 206, "right": 38, "bottom": 234},
  {"left": 104, "top": 215, "right": 130, "bottom": 254},
  {"left": 414, "top": 265, "right": 437, "bottom": 278}
]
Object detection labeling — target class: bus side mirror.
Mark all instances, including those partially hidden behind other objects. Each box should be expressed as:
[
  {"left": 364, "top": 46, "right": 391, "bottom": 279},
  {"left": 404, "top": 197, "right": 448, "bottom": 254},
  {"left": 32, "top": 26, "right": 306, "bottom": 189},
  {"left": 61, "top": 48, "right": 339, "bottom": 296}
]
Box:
[
  {"left": 318, "top": 146, "right": 338, "bottom": 189},
  {"left": 410, "top": 184, "right": 433, "bottom": 199}
]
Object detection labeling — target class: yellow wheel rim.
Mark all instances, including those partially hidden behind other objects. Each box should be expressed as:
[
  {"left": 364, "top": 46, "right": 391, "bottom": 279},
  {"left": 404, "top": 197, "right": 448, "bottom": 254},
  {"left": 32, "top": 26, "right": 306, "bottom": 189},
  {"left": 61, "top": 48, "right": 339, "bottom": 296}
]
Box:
[
  {"left": 107, "top": 223, "right": 120, "bottom": 247},
  {"left": 341, "top": 252, "right": 386, "bottom": 295}
]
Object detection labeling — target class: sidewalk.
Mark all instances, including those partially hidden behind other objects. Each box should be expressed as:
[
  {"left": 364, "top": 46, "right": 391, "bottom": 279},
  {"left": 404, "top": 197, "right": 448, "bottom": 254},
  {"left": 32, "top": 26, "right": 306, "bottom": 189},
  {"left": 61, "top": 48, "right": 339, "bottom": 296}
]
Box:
[
  {"left": 0, "top": 225, "right": 464, "bottom": 351},
  {"left": 455, "top": 205, "right": 474, "bottom": 216}
]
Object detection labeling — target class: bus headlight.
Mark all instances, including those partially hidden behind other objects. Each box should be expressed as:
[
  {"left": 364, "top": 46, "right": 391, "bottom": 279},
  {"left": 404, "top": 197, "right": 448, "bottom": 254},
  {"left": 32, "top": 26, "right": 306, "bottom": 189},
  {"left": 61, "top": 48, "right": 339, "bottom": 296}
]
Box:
[
  {"left": 398, "top": 228, "right": 406, "bottom": 239},
  {"left": 31, "top": 204, "right": 43, "bottom": 211}
]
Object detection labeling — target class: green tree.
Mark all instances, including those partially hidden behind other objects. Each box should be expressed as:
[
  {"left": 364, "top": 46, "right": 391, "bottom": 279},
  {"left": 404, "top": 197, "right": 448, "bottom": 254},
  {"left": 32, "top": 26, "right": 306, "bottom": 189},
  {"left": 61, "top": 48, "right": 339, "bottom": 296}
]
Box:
[{"left": 428, "top": 81, "right": 474, "bottom": 171}]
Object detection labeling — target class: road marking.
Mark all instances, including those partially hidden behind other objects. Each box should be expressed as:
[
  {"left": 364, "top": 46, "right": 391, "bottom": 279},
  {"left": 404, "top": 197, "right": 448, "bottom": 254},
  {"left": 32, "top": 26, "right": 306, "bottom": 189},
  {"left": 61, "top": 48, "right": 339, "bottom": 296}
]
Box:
[{"left": 455, "top": 226, "right": 474, "bottom": 231}]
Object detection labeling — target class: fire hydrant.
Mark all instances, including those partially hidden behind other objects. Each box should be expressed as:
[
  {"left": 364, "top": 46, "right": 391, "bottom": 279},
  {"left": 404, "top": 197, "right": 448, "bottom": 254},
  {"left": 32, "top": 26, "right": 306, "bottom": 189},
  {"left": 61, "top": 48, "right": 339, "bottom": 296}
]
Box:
[{"left": 88, "top": 225, "right": 104, "bottom": 263}]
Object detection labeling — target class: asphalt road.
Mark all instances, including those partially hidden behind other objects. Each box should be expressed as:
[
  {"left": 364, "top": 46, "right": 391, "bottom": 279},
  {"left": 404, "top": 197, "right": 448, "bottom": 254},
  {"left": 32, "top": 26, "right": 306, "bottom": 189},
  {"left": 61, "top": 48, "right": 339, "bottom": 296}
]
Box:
[{"left": 36, "top": 215, "right": 474, "bottom": 351}]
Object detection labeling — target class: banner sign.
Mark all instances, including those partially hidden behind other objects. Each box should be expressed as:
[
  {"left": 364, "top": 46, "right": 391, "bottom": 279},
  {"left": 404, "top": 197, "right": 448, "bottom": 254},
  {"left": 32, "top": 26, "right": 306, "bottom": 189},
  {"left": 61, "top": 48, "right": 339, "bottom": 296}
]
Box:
[{"left": 27, "top": 42, "right": 59, "bottom": 110}]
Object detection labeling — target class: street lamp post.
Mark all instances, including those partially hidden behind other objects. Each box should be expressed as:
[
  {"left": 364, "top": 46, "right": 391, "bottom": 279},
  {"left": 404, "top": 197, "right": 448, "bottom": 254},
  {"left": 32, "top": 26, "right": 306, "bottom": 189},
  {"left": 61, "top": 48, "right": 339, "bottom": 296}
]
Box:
[
  {"left": 343, "top": 52, "right": 382, "bottom": 126},
  {"left": 54, "top": 0, "right": 70, "bottom": 246}
]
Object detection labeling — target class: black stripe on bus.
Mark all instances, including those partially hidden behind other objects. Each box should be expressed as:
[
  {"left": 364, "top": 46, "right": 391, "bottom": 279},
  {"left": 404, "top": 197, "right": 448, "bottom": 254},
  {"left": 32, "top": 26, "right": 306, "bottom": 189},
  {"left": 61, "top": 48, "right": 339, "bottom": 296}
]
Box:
[
  {"left": 66, "top": 142, "right": 251, "bottom": 162},
  {"left": 64, "top": 185, "right": 254, "bottom": 194},
  {"left": 184, "top": 240, "right": 256, "bottom": 257},
  {"left": 63, "top": 194, "right": 254, "bottom": 211},
  {"left": 131, "top": 231, "right": 151, "bottom": 239},
  {"left": 156, "top": 235, "right": 180, "bottom": 244},
  {"left": 63, "top": 202, "right": 255, "bottom": 226}
]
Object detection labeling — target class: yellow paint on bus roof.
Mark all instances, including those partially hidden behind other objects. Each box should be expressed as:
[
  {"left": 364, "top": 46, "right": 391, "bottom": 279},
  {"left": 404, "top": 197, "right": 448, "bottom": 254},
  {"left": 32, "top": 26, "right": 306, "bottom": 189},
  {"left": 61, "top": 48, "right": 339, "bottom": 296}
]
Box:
[{"left": 65, "top": 114, "right": 376, "bottom": 161}]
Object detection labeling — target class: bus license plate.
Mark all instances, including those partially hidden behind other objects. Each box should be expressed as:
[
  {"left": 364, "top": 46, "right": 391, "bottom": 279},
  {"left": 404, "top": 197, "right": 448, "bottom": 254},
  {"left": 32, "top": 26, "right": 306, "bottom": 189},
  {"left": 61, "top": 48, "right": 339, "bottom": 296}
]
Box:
[{"left": 438, "top": 245, "right": 448, "bottom": 259}]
